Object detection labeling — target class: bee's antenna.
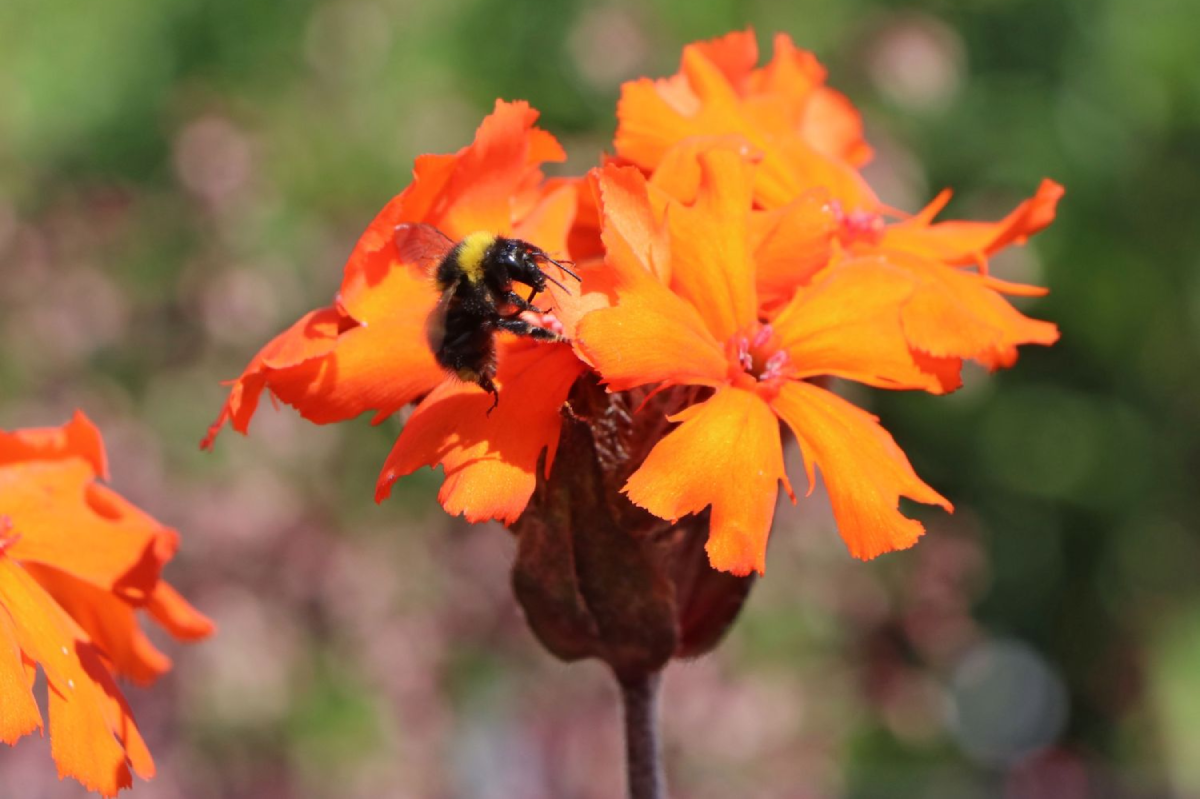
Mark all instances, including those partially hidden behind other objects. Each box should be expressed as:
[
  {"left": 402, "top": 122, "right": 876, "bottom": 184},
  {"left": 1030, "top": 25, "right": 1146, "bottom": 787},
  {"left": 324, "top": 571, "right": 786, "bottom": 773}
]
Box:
[
  {"left": 541, "top": 254, "right": 581, "bottom": 282},
  {"left": 542, "top": 272, "right": 573, "bottom": 294}
]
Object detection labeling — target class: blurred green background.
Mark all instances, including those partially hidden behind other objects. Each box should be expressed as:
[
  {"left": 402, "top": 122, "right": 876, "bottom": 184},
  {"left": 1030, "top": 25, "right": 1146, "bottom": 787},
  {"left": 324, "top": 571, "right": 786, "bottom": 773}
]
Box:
[{"left": 1, "top": 0, "right": 1197, "bottom": 797}]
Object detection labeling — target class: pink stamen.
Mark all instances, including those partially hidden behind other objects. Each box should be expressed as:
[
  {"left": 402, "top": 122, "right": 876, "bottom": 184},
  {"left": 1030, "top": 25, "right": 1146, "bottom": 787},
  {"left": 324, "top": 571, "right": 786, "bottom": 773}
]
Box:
[
  {"left": 539, "top": 311, "right": 566, "bottom": 338},
  {"left": 831, "top": 200, "right": 885, "bottom": 246},
  {"left": 759, "top": 350, "right": 791, "bottom": 382},
  {"left": 0, "top": 516, "right": 19, "bottom": 553},
  {"left": 727, "top": 325, "right": 792, "bottom": 386},
  {"left": 736, "top": 337, "right": 753, "bottom": 372}
]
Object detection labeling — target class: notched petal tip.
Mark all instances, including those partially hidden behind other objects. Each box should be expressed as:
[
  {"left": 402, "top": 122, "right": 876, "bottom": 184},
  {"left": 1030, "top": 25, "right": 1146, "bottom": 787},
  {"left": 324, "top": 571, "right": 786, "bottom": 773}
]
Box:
[
  {"left": 0, "top": 411, "right": 109, "bottom": 480},
  {"left": 624, "top": 388, "right": 785, "bottom": 577},
  {"left": 772, "top": 381, "right": 951, "bottom": 562},
  {"left": 376, "top": 344, "right": 584, "bottom": 525},
  {"left": 704, "top": 526, "right": 767, "bottom": 577}
]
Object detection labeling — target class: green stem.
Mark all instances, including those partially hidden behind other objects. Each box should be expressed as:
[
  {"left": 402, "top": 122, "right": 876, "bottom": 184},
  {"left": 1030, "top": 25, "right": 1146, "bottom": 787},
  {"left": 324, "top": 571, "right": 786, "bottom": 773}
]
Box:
[{"left": 618, "top": 670, "right": 666, "bottom": 799}]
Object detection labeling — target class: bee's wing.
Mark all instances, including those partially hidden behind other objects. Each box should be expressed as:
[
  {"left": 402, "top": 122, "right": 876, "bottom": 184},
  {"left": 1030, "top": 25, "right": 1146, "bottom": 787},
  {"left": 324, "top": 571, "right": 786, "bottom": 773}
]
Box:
[
  {"left": 425, "top": 284, "right": 457, "bottom": 354},
  {"left": 394, "top": 223, "right": 455, "bottom": 276}
]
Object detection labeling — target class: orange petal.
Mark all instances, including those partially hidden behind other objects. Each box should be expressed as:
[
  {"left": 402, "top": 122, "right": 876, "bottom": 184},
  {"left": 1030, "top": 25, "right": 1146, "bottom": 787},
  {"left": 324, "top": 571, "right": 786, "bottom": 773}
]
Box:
[
  {"left": 981, "top": 273, "right": 1051, "bottom": 298},
  {"left": 0, "top": 560, "right": 154, "bottom": 797},
  {"left": 616, "top": 33, "right": 878, "bottom": 211},
  {"left": 271, "top": 264, "right": 446, "bottom": 426},
  {"left": 342, "top": 100, "right": 565, "bottom": 294},
  {"left": 764, "top": 135, "right": 877, "bottom": 212},
  {"left": 434, "top": 100, "right": 565, "bottom": 238},
  {"left": 616, "top": 31, "right": 778, "bottom": 169},
  {"left": 666, "top": 149, "right": 759, "bottom": 341},
  {"left": 539, "top": 170, "right": 642, "bottom": 347},
  {"left": 577, "top": 166, "right": 729, "bottom": 390},
  {"left": 204, "top": 269, "right": 447, "bottom": 443},
  {"left": 772, "top": 258, "right": 958, "bottom": 393},
  {"left": 688, "top": 28, "right": 761, "bottom": 88},
  {"left": 575, "top": 277, "right": 727, "bottom": 392},
  {"left": 802, "top": 87, "right": 874, "bottom": 167},
  {"left": 648, "top": 135, "right": 761, "bottom": 208},
  {"left": 882, "top": 179, "right": 1065, "bottom": 266},
  {"left": 753, "top": 34, "right": 872, "bottom": 167},
  {"left": 751, "top": 188, "right": 836, "bottom": 309},
  {"left": 910, "top": 350, "right": 965, "bottom": 394},
  {"left": 0, "top": 609, "right": 42, "bottom": 744},
  {"left": 747, "top": 32, "right": 825, "bottom": 107},
  {"left": 615, "top": 77, "right": 709, "bottom": 174},
  {"left": 340, "top": 129, "right": 573, "bottom": 318},
  {"left": 559, "top": 172, "right": 606, "bottom": 266},
  {"left": 146, "top": 581, "right": 216, "bottom": 642},
  {"left": 376, "top": 342, "right": 584, "bottom": 524},
  {"left": 266, "top": 318, "right": 444, "bottom": 426},
  {"left": 0, "top": 410, "right": 108, "bottom": 479},
  {"left": 25, "top": 564, "right": 171, "bottom": 687},
  {"left": 624, "top": 388, "right": 788, "bottom": 576},
  {"left": 598, "top": 163, "right": 672, "bottom": 284},
  {"left": 882, "top": 249, "right": 1060, "bottom": 366},
  {"left": 201, "top": 306, "right": 350, "bottom": 448},
  {"left": 770, "top": 381, "right": 951, "bottom": 560},
  {"left": 513, "top": 182, "right": 591, "bottom": 336},
  {"left": 514, "top": 181, "right": 577, "bottom": 265},
  {"left": 2, "top": 461, "right": 166, "bottom": 601}
]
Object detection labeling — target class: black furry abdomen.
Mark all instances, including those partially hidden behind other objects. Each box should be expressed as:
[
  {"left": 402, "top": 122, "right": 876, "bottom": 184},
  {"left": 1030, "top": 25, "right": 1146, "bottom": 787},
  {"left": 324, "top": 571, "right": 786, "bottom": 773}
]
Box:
[{"left": 430, "top": 294, "right": 498, "bottom": 384}]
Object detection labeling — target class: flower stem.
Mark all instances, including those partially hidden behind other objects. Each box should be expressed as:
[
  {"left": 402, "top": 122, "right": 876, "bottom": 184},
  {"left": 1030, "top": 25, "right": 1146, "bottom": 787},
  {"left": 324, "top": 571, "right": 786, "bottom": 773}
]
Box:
[{"left": 617, "top": 669, "right": 666, "bottom": 799}]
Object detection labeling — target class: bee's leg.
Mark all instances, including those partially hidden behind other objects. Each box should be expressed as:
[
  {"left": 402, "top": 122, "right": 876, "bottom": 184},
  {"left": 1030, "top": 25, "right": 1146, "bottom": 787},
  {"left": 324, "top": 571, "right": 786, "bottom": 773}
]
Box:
[
  {"left": 503, "top": 291, "right": 544, "bottom": 314},
  {"left": 478, "top": 374, "right": 500, "bottom": 415},
  {"left": 496, "top": 317, "right": 562, "bottom": 341}
]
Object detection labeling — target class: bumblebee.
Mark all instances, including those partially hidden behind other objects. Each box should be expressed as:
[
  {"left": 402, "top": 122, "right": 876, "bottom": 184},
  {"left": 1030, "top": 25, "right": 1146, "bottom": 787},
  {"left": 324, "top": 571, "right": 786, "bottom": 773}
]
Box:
[{"left": 394, "top": 223, "right": 580, "bottom": 409}]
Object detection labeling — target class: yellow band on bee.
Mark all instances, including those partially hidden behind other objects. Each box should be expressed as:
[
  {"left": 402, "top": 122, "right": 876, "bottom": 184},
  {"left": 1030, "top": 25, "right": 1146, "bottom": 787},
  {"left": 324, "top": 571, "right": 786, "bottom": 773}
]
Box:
[{"left": 457, "top": 232, "right": 495, "bottom": 283}]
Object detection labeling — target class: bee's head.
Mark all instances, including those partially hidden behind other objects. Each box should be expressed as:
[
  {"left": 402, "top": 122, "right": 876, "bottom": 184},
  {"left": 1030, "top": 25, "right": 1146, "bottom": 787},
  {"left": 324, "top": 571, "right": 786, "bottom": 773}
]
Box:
[
  {"left": 495, "top": 237, "right": 581, "bottom": 294},
  {"left": 493, "top": 239, "right": 547, "bottom": 290}
]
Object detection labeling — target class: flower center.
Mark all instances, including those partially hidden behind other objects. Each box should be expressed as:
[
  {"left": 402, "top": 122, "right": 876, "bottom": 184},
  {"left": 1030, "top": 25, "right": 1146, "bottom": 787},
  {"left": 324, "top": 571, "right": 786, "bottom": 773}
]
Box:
[
  {"left": 831, "top": 200, "right": 884, "bottom": 246},
  {"left": 727, "top": 324, "right": 792, "bottom": 393}
]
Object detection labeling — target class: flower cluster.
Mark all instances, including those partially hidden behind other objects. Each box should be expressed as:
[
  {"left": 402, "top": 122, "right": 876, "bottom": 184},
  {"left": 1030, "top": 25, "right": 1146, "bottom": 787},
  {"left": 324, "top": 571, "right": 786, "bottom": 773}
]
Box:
[
  {"left": 1, "top": 412, "right": 213, "bottom": 797},
  {"left": 206, "top": 30, "right": 1060, "bottom": 578}
]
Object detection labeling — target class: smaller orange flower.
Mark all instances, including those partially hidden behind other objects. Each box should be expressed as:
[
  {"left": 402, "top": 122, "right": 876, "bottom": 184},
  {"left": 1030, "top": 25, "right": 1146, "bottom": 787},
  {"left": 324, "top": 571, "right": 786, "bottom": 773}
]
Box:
[
  {"left": 645, "top": 138, "right": 1062, "bottom": 371},
  {"left": 204, "top": 101, "right": 591, "bottom": 524},
  {"left": 615, "top": 29, "right": 878, "bottom": 211},
  {"left": 1, "top": 411, "right": 213, "bottom": 798},
  {"left": 577, "top": 152, "right": 951, "bottom": 576},
  {"left": 743, "top": 176, "right": 1065, "bottom": 370},
  {"left": 618, "top": 31, "right": 1062, "bottom": 373},
  {"left": 829, "top": 180, "right": 1064, "bottom": 368}
]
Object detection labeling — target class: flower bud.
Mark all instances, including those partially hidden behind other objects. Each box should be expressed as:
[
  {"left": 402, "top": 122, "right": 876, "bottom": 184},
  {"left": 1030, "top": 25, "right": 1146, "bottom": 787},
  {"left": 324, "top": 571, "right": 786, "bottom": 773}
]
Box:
[{"left": 511, "top": 375, "right": 754, "bottom": 679}]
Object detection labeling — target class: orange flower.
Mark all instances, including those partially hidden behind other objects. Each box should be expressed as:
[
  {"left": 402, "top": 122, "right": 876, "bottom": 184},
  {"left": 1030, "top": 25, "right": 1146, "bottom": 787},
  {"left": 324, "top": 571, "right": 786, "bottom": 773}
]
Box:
[
  {"left": 576, "top": 152, "right": 952, "bottom": 576},
  {"left": 618, "top": 30, "right": 1062, "bottom": 371},
  {"left": 859, "top": 180, "right": 1064, "bottom": 368},
  {"left": 615, "top": 29, "right": 878, "bottom": 212},
  {"left": 0, "top": 411, "right": 213, "bottom": 798},
  {"left": 750, "top": 177, "right": 1065, "bottom": 369},
  {"left": 203, "top": 100, "right": 589, "bottom": 524}
]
